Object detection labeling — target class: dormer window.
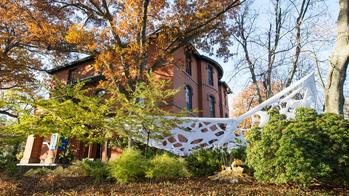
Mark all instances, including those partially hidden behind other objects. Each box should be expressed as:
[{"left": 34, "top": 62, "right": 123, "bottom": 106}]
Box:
[
  {"left": 185, "top": 85, "right": 193, "bottom": 111},
  {"left": 185, "top": 52, "right": 192, "bottom": 75},
  {"left": 208, "top": 65, "right": 213, "bottom": 86}
]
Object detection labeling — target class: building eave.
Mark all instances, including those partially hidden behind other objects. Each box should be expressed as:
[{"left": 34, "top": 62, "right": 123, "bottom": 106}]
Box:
[
  {"left": 47, "top": 56, "right": 95, "bottom": 74},
  {"left": 219, "top": 81, "right": 232, "bottom": 94},
  {"left": 193, "top": 54, "right": 224, "bottom": 80}
]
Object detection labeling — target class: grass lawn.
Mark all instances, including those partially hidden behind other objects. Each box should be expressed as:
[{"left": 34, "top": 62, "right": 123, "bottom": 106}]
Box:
[{"left": 1, "top": 173, "right": 348, "bottom": 195}]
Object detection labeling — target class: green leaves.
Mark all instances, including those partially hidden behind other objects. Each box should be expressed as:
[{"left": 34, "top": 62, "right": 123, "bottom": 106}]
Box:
[
  {"left": 108, "top": 73, "right": 187, "bottom": 144},
  {"left": 246, "top": 107, "right": 349, "bottom": 186},
  {"left": 109, "top": 148, "right": 149, "bottom": 184},
  {"left": 3, "top": 73, "right": 186, "bottom": 147},
  {"left": 146, "top": 153, "right": 191, "bottom": 180}
]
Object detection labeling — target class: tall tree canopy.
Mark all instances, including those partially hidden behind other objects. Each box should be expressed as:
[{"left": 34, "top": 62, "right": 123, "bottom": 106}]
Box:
[
  {"left": 0, "top": 0, "right": 243, "bottom": 119},
  {"left": 1, "top": 0, "right": 242, "bottom": 90}
]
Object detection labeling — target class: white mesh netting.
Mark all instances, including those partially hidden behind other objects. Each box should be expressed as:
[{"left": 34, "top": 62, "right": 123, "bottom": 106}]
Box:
[{"left": 148, "top": 72, "right": 322, "bottom": 156}]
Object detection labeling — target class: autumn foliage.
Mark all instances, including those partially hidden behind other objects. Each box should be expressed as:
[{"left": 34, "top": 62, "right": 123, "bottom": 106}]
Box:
[
  {"left": 1, "top": 0, "right": 241, "bottom": 90},
  {"left": 0, "top": 0, "right": 242, "bottom": 119},
  {"left": 231, "top": 81, "right": 283, "bottom": 128}
]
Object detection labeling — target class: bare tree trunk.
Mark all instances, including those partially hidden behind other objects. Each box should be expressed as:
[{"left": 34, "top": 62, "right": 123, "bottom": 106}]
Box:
[{"left": 325, "top": 0, "right": 349, "bottom": 115}]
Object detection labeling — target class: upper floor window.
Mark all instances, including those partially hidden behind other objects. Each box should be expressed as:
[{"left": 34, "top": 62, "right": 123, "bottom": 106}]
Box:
[
  {"left": 208, "top": 95, "right": 215, "bottom": 117},
  {"left": 185, "top": 52, "right": 192, "bottom": 75},
  {"left": 208, "top": 65, "right": 213, "bottom": 86},
  {"left": 67, "top": 69, "right": 78, "bottom": 84},
  {"left": 185, "top": 85, "right": 193, "bottom": 111}
]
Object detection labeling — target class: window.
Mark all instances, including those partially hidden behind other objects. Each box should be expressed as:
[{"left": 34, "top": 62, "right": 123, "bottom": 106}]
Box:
[
  {"left": 208, "top": 95, "right": 215, "bottom": 117},
  {"left": 185, "top": 52, "right": 192, "bottom": 75},
  {"left": 185, "top": 85, "right": 193, "bottom": 111},
  {"left": 67, "top": 69, "right": 78, "bottom": 84},
  {"left": 208, "top": 65, "right": 213, "bottom": 86},
  {"left": 225, "top": 113, "right": 228, "bottom": 118}
]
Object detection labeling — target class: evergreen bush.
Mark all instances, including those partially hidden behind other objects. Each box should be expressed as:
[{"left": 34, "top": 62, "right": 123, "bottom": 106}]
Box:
[{"left": 246, "top": 107, "right": 349, "bottom": 186}]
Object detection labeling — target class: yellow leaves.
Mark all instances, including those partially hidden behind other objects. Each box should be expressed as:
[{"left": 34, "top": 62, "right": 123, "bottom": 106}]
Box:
[
  {"left": 65, "top": 25, "right": 97, "bottom": 51},
  {"left": 65, "top": 25, "right": 86, "bottom": 44}
]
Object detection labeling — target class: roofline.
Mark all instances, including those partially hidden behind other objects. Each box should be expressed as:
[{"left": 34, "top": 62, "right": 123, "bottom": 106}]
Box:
[
  {"left": 47, "top": 47, "right": 225, "bottom": 80},
  {"left": 193, "top": 54, "right": 224, "bottom": 79},
  {"left": 219, "top": 81, "right": 232, "bottom": 94},
  {"left": 47, "top": 56, "right": 94, "bottom": 74}
]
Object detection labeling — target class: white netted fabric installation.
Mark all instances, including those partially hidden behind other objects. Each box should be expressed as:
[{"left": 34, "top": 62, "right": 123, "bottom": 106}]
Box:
[{"left": 148, "top": 72, "right": 322, "bottom": 156}]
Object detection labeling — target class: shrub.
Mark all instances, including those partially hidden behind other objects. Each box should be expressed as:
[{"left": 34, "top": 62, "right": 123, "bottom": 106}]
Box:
[
  {"left": 146, "top": 153, "right": 190, "bottom": 180},
  {"left": 24, "top": 164, "right": 87, "bottom": 178},
  {"left": 0, "top": 136, "right": 24, "bottom": 176},
  {"left": 82, "top": 160, "right": 109, "bottom": 182},
  {"left": 186, "top": 147, "right": 246, "bottom": 176},
  {"left": 230, "top": 146, "right": 247, "bottom": 163},
  {"left": 185, "top": 149, "right": 222, "bottom": 176},
  {"left": 246, "top": 108, "right": 349, "bottom": 186},
  {"left": 51, "top": 162, "right": 87, "bottom": 177},
  {"left": 24, "top": 168, "right": 52, "bottom": 177},
  {"left": 108, "top": 148, "right": 148, "bottom": 183},
  {"left": 0, "top": 155, "right": 18, "bottom": 176}
]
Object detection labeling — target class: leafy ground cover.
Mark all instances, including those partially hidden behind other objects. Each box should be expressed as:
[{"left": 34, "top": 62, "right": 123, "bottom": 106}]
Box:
[{"left": 1, "top": 172, "right": 348, "bottom": 195}]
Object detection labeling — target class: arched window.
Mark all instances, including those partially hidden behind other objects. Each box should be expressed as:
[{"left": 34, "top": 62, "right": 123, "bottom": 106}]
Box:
[
  {"left": 208, "top": 65, "right": 213, "bottom": 86},
  {"left": 185, "top": 85, "right": 193, "bottom": 111},
  {"left": 208, "top": 95, "right": 215, "bottom": 117}
]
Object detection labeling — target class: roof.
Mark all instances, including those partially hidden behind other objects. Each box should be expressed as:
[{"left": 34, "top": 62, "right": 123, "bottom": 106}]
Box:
[
  {"left": 47, "top": 49, "right": 225, "bottom": 80},
  {"left": 219, "top": 81, "right": 232, "bottom": 94},
  {"left": 47, "top": 56, "right": 94, "bottom": 74}
]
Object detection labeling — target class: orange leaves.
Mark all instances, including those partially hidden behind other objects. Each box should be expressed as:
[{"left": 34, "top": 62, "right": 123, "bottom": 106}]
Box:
[
  {"left": 65, "top": 25, "right": 86, "bottom": 43},
  {"left": 65, "top": 25, "right": 97, "bottom": 51},
  {"left": 1, "top": 0, "right": 241, "bottom": 93}
]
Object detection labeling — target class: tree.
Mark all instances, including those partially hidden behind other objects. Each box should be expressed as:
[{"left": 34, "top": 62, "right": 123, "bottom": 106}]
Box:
[
  {"left": 4, "top": 82, "right": 117, "bottom": 144},
  {"left": 0, "top": 0, "right": 243, "bottom": 154},
  {"left": 230, "top": 0, "right": 331, "bottom": 103},
  {"left": 3, "top": 74, "right": 186, "bottom": 154},
  {"left": 231, "top": 81, "right": 283, "bottom": 128},
  {"left": 0, "top": 1, "right": 42, "bottom": 118},
  {"left": 325, "top": 0, "right": 349, "bottom": 115},
  {"left": 0, "top": 0, "right": 243, "bottom": 93},
  {"left": 111, "top": 73, "right": 187, "bottom": 154}
]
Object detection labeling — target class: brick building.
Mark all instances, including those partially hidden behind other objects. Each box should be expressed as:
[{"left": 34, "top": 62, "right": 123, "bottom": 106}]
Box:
[{"left": 20, "top": 46, "right": 232, "bottom": 164}]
